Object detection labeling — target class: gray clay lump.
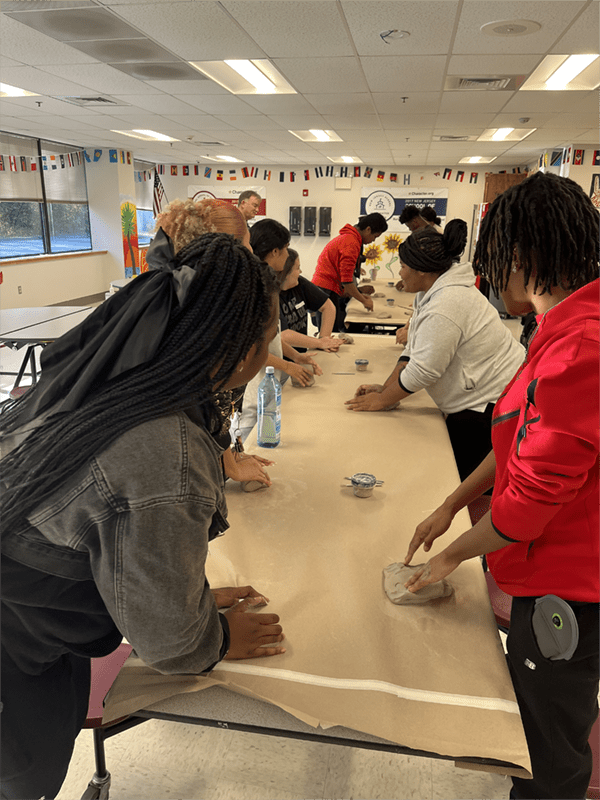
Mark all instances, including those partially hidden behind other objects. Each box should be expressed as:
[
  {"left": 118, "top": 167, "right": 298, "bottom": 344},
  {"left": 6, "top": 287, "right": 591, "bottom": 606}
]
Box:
[{"left": 383, "top": 562, "right": 454, "bottom": 605}]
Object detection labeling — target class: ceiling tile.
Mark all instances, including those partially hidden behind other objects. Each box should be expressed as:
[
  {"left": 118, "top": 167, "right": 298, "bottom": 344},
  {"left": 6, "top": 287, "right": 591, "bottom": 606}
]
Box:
[
  {"left": 41, "top": 63, "right": 160, "bottom": 94},
  {"left": 222, "top": 2, "right": 353, "bottom": 58},
  {"left": 267, "top": 115, "right": 328, "bottom": 129},
  {"left": 489, "top": 112, "right": 554, "bottom": 128},
  {"left": 439, "top": 91, "right": 514, "bottom": 113},
  {"left": 360, "top": 56, "right": 447, "bottom": 93},
  {"left": 239, "top": 95, "right": 319, "bottom": 115},
  {"left": 0, "top": 66, "right": 97, "bottom": 96},
  {"left": 271, "top": 57, "right": 368, "bottom": 93},
  {"left": 551, "top": 2, "right": 599, "bottom": 54},
  {"left": 501, "top": 90, "right": 592, "bottom": 113},
  {"left": 435, "top": 112, "right": 495, "bottom": 127},
  {"left": 145, "top": 79, "right": 228, "bottom": 95},
  {"left": 386, "top": 131, "right": 435, "bottom": 144},
  {"left": 111, "top": 94, "right": 199, "bottom": 114},
  {"left": 216, "top": 115, "right": 286, "bottom": 130},
  {"left": 318, "top": 115, "right": 382, "bottom": 130},
  {"left": 0, "top": 56, "right": 25, "bottom": 68},
  {"left": 379, "top": 113, "right": 438, "bottom": 129},
  {"left": 111, "top": 2, "right": 266, "bottom": 61},
  {"left": 372, "top": 92, "right": 441, "bottom": 115},
  {"left": 173, "top": 95, "right": 261, "bottom": 115},
  {"left": 447, "top": 54, "right": 542, "bottom": 76},
  {"left": 342, "top": 1, "right": 459, "bottom": 56},
  {"left": 304, "top": 93, "right": 376, "bottom": 115},
  {"left": 161, "top": 114, "right": 237, "bottom": 130},
  {"left": 0, "top": 16, "right": 99, "bottom": 66},
  {"left": 453, "top": 1, "right": 586, "bottom": 55}
]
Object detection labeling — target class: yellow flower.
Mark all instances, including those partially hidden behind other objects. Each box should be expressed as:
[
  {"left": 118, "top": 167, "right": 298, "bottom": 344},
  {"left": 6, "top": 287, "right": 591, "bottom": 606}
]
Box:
[
  {"left": 383, "top": 233, "right": 403, "bottom": 252},
  {"left": 364, "top": 244, "right": 382, "bottom": 265}
]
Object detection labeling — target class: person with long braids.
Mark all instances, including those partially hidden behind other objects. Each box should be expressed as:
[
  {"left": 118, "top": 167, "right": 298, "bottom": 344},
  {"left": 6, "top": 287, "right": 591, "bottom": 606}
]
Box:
[
  {"left": 0, "top": 233, "right": 286, "bottom": 800},
  {"left": 404, "top": 172, "right": 599, "bottom": 799},
  {"left": 346, "top": 219, "right": 525, "bottom": 482}
]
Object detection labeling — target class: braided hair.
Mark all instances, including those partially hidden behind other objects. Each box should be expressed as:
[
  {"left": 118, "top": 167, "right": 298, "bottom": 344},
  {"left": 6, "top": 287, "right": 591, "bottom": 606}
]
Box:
[
  {"left": 473, "top": 172, "right": 599, "bottom": 295},
  {"left": 1, "top": 233, "right": 278, "bottom": 534}
]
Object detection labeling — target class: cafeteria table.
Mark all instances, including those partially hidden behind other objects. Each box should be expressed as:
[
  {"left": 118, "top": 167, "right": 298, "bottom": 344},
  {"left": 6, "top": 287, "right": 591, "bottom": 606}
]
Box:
[
  {"left": 344, "top": 280, "right": 415, "bottom": 332},
  {"left": 97, "top": 334, "right": 531, "bottom": 794}
]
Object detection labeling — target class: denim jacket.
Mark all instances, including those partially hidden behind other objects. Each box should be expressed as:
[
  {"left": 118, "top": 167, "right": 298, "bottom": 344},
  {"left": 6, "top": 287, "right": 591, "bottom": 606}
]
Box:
[{"left": 2, "top": 412, "right": 230, "bottom": 674}]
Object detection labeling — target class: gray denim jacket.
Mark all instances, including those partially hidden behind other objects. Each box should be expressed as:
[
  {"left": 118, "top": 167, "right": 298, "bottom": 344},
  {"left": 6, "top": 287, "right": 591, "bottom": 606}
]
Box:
[{"left": 2, "top": 412, "right": 229, "bottom": 674}]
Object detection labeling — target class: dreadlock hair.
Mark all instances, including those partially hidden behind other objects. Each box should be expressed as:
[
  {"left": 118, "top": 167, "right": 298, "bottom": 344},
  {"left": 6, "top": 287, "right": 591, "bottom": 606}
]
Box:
[
  {"left": 1, "top": 233, "right": 279, "bottom": 535},
  {"left": 473, "top": 172, "right": 599, "bottom": 295},
  {"left": 280, "top": 248, "right": 299, "bottom": 286},
  {"left": 155, "top": 198, "right": 248, "bottom": 253}
]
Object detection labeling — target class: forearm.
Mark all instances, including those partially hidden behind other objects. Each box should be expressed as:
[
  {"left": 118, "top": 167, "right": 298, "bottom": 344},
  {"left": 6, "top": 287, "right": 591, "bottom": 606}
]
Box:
[
  {"left": 383, "top": 360, "right": 407, "bottom": 389},
  {"left": 342, "top": 282, "right": 368, "bottom": 304},
  {"left": 443, "top": 450, "right": 496, "bottom": 513},
  {"left": 318, "top": 301, "right": 336, "bottom": 338},
  {"left": 266, "top": 353, "right": 292, "bottom": 373},
  {"left": 442, "top": 510, "right": 506, "bottom": 564},
  {"left": 281, "top": 329, "right": 316, "bottom": 350},
  {"left": 280, "top": 341, "right": 304, "bottom": 364}
]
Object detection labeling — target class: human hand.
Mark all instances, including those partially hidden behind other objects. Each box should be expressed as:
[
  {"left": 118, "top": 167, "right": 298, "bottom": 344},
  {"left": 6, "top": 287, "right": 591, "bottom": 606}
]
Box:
[
  {"left": 345, "top": 392, "right": 390, "bottom": 412},
  {"left": 395, "top": 326, "right": 408, "bottom": 346},
  {"left": 354, "top": 383, "right": 384, "bottom": 397},
  {"left": 363, "top": 296, "right": 374, "bottom": 312},
  {"left": 287, "top": 362, "right": 314, "bottom": 386},
  {"left": 359, "top": 285, "right": 375, "bottom": 295},
  {"left": 403, "top": 504, "right": 455, "bottom": 565},
  {"left": 211, "top": 585, "right": 269, "bottom": 609},
  {"left": 224, "top": 599, "right": 285, "bottom": 659},
  {"left": 404, "top": 552, "right": 461, "bottom": 593},
  {"left": 294, "top": 353, "right": 323, "bottom": 376},
  {"left": 316, "top": 337, "right": 341, "bottom": 352},
  {"left": 236, "top": 452, "right": 274, "bottom": 468},
  {"left": 230, "top": 457, "right": 271, "bottom": 486},
  {"left": 395, "top": 280, "right": 404, "bottom": 292}
]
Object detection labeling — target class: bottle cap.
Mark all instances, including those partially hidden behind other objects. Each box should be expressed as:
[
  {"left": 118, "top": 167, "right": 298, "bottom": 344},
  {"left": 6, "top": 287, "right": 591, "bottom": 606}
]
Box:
[{"left": 265, "top": 366, "right": 275, "bottom": 374}]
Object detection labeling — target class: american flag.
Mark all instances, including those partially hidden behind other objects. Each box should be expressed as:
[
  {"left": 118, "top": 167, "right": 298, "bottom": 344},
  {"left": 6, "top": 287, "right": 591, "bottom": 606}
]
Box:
[{"left": 153, "top": 170, "right": 166, "bottom": 218}]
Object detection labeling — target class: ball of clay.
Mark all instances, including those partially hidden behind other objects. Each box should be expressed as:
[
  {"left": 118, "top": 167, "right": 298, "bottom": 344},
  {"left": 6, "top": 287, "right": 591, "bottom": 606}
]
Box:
[
  {"left": 291, "top": 365, "right": 315, "bottom": 387},
  {"left": 241, "top": 480, "right": 268, "bottom": 492},
  {"left": 359, "top": 285, "right": 375, "bottom": 295},
  {"left": 376, "top": 311, "right": 392, "bottom": 319},
  {"left": 383, "top": 563, "right": 454, "bottom": 605},
  {"left": 335, "top": 333, "right": 354, "bottom": 344},
  {"left": 372, "top": 292, "right": 386, "bottom": 298}
]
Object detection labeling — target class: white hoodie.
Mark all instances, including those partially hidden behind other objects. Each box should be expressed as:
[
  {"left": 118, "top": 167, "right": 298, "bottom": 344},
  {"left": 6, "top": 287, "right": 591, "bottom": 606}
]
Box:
[{"left": 401, "top": 262, "right": 525, "bottom": 415}]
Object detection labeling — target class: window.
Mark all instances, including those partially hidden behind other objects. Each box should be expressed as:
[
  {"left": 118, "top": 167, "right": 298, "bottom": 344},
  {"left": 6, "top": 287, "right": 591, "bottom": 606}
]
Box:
[
  {"left": 134, "top": 159, "right": 154, "bottom": 246},
  {"left": 0, "top": 131, "right": 92, "bottom": 258}
]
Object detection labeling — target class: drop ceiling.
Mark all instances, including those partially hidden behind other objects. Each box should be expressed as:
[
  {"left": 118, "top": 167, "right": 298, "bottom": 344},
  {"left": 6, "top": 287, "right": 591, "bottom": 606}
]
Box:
[{"left": 0, "top": 0, "right": 597, "bottom": 166}]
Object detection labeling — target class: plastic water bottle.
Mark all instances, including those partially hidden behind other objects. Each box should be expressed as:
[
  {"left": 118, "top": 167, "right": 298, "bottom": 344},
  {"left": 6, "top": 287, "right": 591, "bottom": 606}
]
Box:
[{"left": 257, "top": 366, "right": 281, "bottom": 448}]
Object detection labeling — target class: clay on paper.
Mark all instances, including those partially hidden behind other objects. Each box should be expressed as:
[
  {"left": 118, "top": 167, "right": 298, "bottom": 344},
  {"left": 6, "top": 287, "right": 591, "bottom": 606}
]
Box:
[
  {"left": 336, "top": 333, "right": 354, "bottom": 344},
  {"left": 383, "top": 562, "right": 454, "bottom": 605},
  {"left": 376, "top": 311, "right": 392, "bottom": 319},
  {"left": 291, "top": 367, "right": 315, "bottom": 388},
  {"left": 241, "top": 480, "right": 268, "bottom": 492},
  {"left": 372, "top": 292, "right": 385, "bottom": 298}
]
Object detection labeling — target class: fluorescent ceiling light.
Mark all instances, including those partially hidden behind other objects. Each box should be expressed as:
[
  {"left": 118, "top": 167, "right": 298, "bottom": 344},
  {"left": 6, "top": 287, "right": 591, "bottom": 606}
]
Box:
[
  {"left": 520, "top": 54, "right": 600, "bottom": 91},
  {"left": 458, "top": 156, "right": 497, "bottom": 164},
  {"left": 289, "top": 130, "right": 343, "bottom": 143},
  {"left": 189, "top": 59, "right": 296, "bottom": 95},
  {"left": 478, "top": 128, "right": 535, "bottom": 142},
  {"left": 0, "top": 82, "right": 39, "bottom": 97},
  {"left": 203, "top": 155, "right": 245, "bottom": 163},
  {"left": 111, "top": 129, "right": 180, "bottom": 142},
  {"left": 326, "top": 156, "right": 363, "bottom": 164},
  {"left": 491, "top": 127, "right": 514, "bottom": 141}
]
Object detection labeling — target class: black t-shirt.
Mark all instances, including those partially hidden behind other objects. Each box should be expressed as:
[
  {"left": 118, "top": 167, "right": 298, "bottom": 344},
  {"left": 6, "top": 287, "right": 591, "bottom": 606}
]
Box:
[{"left": 279, "top": 276, "right": 329, "bottom": 339}]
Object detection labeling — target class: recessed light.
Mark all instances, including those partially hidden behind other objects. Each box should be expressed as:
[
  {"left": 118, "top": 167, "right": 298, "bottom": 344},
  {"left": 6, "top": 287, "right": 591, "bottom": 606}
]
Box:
[
  {"left": 478, "top": 128, "right": 536, "bottom": 142},
  {"left": 202, "top": 155, "right": 245, "bottom": 163},
  {"left": 520, "top": 54, "right": 600, "bottom": 91},
  {"left": 0, "top": 82, "right": 39, "bottom": 98},
  {"left": 189, "top": 60, "right": 296, "bottom": 95},
  {"left": 327, "top": 156, "right": 363, "bottom": 164},
  {"left": 111, "top": 130, "right": 180, "bottom": 142},
  {"left": 289, "top": 130, "right": 343, "bottom": 143},
  {"left": 458, "top": 156, "right": 497, "bottom": 164}
]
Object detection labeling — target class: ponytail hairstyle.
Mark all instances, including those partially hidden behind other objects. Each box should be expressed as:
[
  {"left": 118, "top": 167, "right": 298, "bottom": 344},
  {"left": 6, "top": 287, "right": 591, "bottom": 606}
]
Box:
[
  {"left": 398, "top": 219, "right": 468, "bottom": 273},
  {"left": 473, "top": 172, "right": 599, "bottom": 295},
  {"left": 1, "top": 233, "right": 278, "bottom": 535}
]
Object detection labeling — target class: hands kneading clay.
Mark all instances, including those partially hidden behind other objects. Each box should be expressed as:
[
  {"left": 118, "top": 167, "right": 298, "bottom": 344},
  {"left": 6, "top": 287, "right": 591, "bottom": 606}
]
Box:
[
  {"left": 241, "top": 477, "right": 269, "bottom": 492},
  {"left": 383, "top": 562, "right": 454, "bottom": 605},
  {"left": 372, "top": 292, "right": 386, "bottom": 298},
  {"left": 335, "top": 332, "right": 354, "bottom": 344}
]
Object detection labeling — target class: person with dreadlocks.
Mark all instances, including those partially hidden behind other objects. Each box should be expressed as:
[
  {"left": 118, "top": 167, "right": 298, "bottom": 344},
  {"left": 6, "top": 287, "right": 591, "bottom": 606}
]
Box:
[
  {"left": 0, "top": 233, "right": 286, "bottom": 800},
  {"left": 345, "top": 219, "right": 525, "bottom": 483},
  {"left": 403, "top": 172, "right": 599, "bottom": 800}
]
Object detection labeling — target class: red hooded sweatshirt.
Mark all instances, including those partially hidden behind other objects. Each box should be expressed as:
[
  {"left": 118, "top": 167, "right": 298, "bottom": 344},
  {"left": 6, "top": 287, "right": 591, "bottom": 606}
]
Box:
[
  {"left": 488, "top": 279, "right": 599, "bottom": 602},
  {"left": 312, "top": 224, "right": 362, "bottom": 295}
]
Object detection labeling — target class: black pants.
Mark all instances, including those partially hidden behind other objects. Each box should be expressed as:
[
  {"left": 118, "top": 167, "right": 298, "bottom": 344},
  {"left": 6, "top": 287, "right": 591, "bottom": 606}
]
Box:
[
  {"left": 314, "top": 288, "right": 348, "bottom": 332},
  {"left": 508, "top": 597, "right": 599, "bottom": 799},
  {"left": 444, "top": 403, "right": 494, "bottom": 483}
]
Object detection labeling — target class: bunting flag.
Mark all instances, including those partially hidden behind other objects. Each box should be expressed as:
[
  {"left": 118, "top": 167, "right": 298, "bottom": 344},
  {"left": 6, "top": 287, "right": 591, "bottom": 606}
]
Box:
[
  {"left": 325, "top": 166, "right": 334, "bottom": 177},
  {"left": 241, "top": 167, "right": 249, "bottom": 178},
  {"left": 251, "top": 167, "right": 258, "bottom": 177},
  {"left": 153, "top": 171, "right": 166, "bottom": 217},
  {"left": 314, "top": 166, "right": 323, "bottom": 178},
  {"left": 303, "top": 169, "right": 310, "bottom": 180},
  {"left": 389, "top": 172, "right": 397, "bottom": 182},
  {"left": 157, "top": 164, "right": 165, "bottom": 175},
  {"left": 456, "top": 170, "right": 464, "bottom": 182},
  {"left": 216, "top": 170, "right": 223, "bottom": 181},
  {"left": 543, "top": 153, "right": 548, "bottom": 168},
  {"left": 339, "top": 166, "right": 348, "bottom": 178},
  {"left": 364, "top": 167, "right": 372, "bottom": 178},
  {"left": 171, "top": 165, "right": 177, "bottom": 176},
  {"left": 30, "top": 157, "right": 37, "bottom": 171},
  {"left": 126, "top": 152, "right": 132, "bottom": 165},
  {"left": 183, "top": 165, "right": 189, "bottom": 176},
  {"left": 376, "top": 170, "right": 384, "bottom": 182},
  {"left": 538, "top": 153, "right": 544, "bottom": 169},
  {"left": 0, "top": 155, "right": 4, "bottom": 171},
  {"left": 470, "top": 172, "right": 478, "bottom": 184},
  {"left": 593, "top": 150, "right": 600, "bottom": 166},
  {"left": 59, "top": 154, "right": 65, "bottom": 169},
  {"left": 354, "top": 166, "right": 361, "bottom": 178},
  {"left": 20, "top": 156, "right": 27, "bottom": 171},
  {"left": 573, "top": 150, "right": 584, "bottom": 166},
  {"left": 290, "top": 171, "right": 295, "bottom": 182},
  {"left": 9, "top": 155, "right": 17, "bottom": 172},
  {"left": 443, "top": 168, "right": 452, "bottom": 180},
  {"left": 433, "top": 171, "right": 441, "bottom": 177},
  {"left": 403, "top": 174, "right": 410, "bottom": 185},
  {"left": 279, "top": 171, "right": 285, "bottom": 182},
  {"left": 120, "top": 151, "right": 125, "bottom": 164},
  {"left": 84, "top": 151, "right": 91, "bottom": 163},
  {"left": 194, "top": 165, "right": 199, "bottom": 176},
  {"left": 550, "top": 150, "right": 563, "bottom": 167},
  {"left": 264, "top": 169, "right": 271, "bottom": 181},
  {"left": 229, "top": 169, "right": 236, "bottom": 180},
  {"left": 204, "top": 167, "right": 212, "bottom": 178},
  {"left": 512, "top": 167, "right": 521, "bottom": 174},
  {"left": 50, "top": 155, "right": 57, "bottom": 170},
  {"left": 565, "top": 147, "right": 572, "bottom": 164},
  {"left": 67, "top": 153, "right": 73, "bottom": 167},
  {"left": 109, "top": 150, "right": 117, "bottom": 163}
]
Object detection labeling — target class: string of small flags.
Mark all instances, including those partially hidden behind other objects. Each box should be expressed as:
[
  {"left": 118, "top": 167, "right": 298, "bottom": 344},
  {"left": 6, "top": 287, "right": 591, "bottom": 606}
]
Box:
[{"left": 0, "top": 150, "right": 86, "bottom": 172}]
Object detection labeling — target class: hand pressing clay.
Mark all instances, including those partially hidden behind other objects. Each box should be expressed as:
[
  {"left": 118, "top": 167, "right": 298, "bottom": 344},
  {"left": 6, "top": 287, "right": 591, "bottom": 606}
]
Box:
[
  {"left": 372, "top": 292, "right": 386, "bottom": 298},
  {"left": 241, "top": 479, "right": 269, "bottom": 492},
  {"left": 291, "top": 366, "right": 315, "bottom": 387},
  {"left": 376, "top": 311, "right": 392, "bottom": 319},
  {"left": 335, "top": 333, "right": 354, "bottom": 344},
  {"left": 383, "top": 562, "right": 454, "bottom": 605}
]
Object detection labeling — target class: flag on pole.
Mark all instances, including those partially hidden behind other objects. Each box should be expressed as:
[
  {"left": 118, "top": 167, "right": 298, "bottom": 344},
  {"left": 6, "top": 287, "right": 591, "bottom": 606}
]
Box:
[
  {"left": 109, "top": 150, "right": 117, "bottom": 163},
  {"left": 0, "top": 155, "right": 4, "bottom": 172},
  {"left": 9, "top": 156, "right": 17, "bottom": 172},
  {"left": 550, "top": 150, "right": 563, "bottom": 167},
  {"left": 194, "top": 165, "right": 199, "bottom": 176},
  {"left": 340, "top": 166, "right": 348, "bottom": 178},
  {"left": 593, "top": 150, "right": 600, "bottom": 166},
  {"left": 153, "top": 171, "right": 166, "bottom": 218},
  {"left": 20, "top": 156, "right": 27, "bottom": 171},
  {"left": 573, "top": 150, "right": 584, "bottom": 165},
  {"left": 30, "top": 157, "right": 37, "bottom": 171},
  {"left": 279, "top": 171, "right": 285, "bottom": 182}
]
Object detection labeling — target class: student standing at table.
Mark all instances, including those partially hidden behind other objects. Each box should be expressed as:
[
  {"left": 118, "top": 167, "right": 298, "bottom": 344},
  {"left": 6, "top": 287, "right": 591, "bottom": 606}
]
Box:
[
  {"left": 312, "top": 213, "right": 388, "bottom": 331},
  {"left": 345, "top": 220, "right": 525, "bottom": 482},
  {"left": 420, "top": 206, "right": 443, "bottom": 233},
  {"left": 399, "top": 204, "right": 428, "bottom": 232},
  {"left": 403, "top": 172, "right": 599, "bottom": 800},
  {"left": 0, "top": 234, "right": 286, "bottom": 800},
  {"left": 279, "top": 249, "right": 342, "bottom": 353}
]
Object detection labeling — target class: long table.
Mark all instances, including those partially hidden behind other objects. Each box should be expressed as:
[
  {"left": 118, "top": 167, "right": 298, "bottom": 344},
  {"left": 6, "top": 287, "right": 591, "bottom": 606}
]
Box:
[
  {"left": 345, "top": 280, "right": 415, "bottom": 330},
  {"left": 103, "top": 335, "right": 531, "bottom": 779}
]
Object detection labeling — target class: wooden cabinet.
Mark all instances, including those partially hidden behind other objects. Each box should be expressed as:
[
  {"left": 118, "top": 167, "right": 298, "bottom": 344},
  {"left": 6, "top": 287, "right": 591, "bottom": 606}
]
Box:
[{"left": 483, "top": 172, "right": 528, "bottom": 204}]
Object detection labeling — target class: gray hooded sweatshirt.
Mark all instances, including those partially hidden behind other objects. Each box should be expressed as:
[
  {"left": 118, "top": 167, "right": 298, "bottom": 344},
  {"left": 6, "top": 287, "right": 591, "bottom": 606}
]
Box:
[{"left": 401, "top": 261, "right": 525, "bottom": 415}]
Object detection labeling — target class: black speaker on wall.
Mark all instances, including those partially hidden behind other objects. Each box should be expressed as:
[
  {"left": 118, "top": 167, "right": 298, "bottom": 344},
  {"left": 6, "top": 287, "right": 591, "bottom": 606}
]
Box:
[
  {"left": 289, "top": 206, "right": 302, "bottom": 236},
  {"left": 304, "top": 206, "right": 316, "bottom": 236},
  {"left": 319, "top": 206, "right": 332, "bottom": 236}
]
